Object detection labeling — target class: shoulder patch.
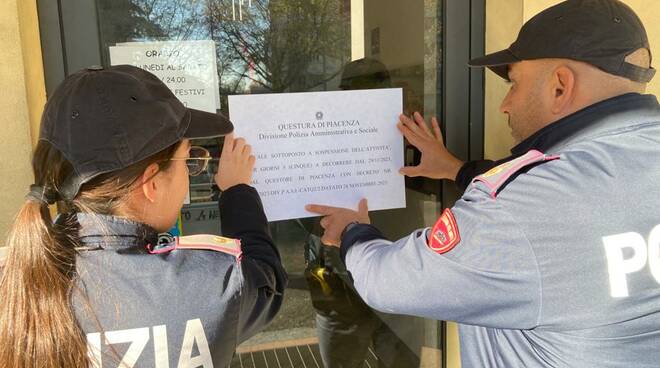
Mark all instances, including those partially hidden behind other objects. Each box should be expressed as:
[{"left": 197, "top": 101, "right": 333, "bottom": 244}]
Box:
[
  {"left": 147, "top": 234, "right": 242, "bottom": 258},
  {"left": 471, "top": 150, "right": 559, "bottom": 198},
  {"left": 428, "top": 208, "right": 460, "bottom": 254}
]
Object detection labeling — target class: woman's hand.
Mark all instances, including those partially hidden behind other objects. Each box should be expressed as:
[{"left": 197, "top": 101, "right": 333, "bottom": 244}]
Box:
[{"left": 215, "top": 133, "right": 256, "bottom": 190}]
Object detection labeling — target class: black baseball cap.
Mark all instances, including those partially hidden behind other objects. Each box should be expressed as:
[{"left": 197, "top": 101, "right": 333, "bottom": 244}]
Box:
[
  {"left": 339, "top": 57, "right": 391, "bottom": 90},
  {"left": 469, "top": 0, "right": 655, "bottom": 83},
  {"left": 39, "top": 64, "right": 233, "bottom": 200}
]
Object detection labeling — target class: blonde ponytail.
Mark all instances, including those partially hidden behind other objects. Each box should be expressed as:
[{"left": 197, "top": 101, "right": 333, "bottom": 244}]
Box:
[
  {"left": 0, "top": 140, "right": 180, "bottom": 368},
  {"left": 0, "top": 199, "right": 88, "bottom": 367}
]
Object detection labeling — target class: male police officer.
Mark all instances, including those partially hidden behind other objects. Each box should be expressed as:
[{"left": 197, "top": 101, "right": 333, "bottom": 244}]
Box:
[{"left": 307, "top": 0, "right": 660, "bottom": 367}]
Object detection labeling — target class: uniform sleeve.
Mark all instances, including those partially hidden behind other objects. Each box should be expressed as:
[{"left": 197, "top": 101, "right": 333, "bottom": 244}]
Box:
[
  {"left": 219, "top": 184, "right": 288, "bottom": 341},
  {"left": 342, "top": 182, "right": 542, "bottom": 329}
]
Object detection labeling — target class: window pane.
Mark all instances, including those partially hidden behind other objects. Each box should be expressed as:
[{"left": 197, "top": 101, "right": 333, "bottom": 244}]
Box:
[{"left": 97, "top": 1, "right": 443, "bottom": 366}]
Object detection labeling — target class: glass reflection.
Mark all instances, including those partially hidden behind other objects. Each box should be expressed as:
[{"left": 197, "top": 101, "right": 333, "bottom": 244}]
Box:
[{"left": 97, "top": 1, "right": 443, "bottom": 366}]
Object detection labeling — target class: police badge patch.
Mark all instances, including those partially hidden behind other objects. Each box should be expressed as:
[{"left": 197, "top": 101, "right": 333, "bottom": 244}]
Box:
[{"left": 428, "top": 208, "right": 461, "bottom": 254}]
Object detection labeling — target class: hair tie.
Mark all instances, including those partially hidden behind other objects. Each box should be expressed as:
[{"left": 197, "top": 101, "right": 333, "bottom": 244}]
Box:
[{"left": 26, "top": 185, "right": 59, "bottom": 206}]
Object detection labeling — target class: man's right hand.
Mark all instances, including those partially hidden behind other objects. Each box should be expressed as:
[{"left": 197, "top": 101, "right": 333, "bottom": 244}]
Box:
[
  {"left": 305, "top": 199, "right": 370, "bottom": 247},
  {"left": 397, "top": 112, "right": 464, "bottom": 181}
]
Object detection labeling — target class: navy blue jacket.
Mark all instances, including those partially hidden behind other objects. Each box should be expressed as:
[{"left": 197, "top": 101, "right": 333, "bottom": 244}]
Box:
[{"left": 72, "top": 184, "right": 287, "bottom": 367}]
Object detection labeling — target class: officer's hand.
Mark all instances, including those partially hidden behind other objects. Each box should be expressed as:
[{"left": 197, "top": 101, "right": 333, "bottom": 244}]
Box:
[
  {"left": 397, "top": 112, "right": 464, "bottom": 181},
  {"left": 215, "top": 133, "right": 256, "bottom": 191},
  {"left": 305, "top": 199, "right": 370, "bottom": 247}
]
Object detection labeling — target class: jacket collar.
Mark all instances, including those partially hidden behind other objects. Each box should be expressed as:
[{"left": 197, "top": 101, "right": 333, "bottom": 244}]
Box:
[
  {"left": 511, "top": 93, "right": 660, "bottom": 156},
  {"left": 75, "top": 212, "right": 159, "bottom": 250}
]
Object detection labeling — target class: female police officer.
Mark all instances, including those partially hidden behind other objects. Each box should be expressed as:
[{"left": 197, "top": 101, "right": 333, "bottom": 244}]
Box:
[{"left": 0, "top": 64, "right": 286, "bottom": 367}]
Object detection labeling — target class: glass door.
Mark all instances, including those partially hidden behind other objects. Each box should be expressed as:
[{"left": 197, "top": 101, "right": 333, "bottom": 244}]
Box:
[{"left": 37, "top": 1, "right": 485, "bottom": 366}]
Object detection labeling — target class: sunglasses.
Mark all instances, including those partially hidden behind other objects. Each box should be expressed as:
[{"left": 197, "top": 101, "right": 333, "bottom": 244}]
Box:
[{"left": 169, "top": 145, "right": 214, "bottom": 176}]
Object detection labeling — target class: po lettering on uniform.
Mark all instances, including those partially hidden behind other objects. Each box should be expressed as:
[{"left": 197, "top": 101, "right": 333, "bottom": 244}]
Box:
[{"left": 602, "top": 224, "right": 660, "bottom": 297}]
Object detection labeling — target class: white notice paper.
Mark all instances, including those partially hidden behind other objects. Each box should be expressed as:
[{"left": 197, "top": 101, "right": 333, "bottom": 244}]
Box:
[
  {"left": 229, "top": 89, "right": 405, "bottom": 222},
  {"left": 109, "top": 40, "right": 220, "bottom": 113}
]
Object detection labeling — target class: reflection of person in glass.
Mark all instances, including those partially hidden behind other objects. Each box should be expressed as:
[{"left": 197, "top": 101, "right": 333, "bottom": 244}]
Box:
[
  {"left": 0, "top": 65, "right": 286, "bottom": 367},
  {"left": 304, "top": 57, "right": 420, "bottom": 368}
]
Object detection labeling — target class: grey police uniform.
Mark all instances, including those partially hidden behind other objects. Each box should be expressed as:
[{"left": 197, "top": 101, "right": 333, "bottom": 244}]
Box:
[
  {"left": 70, "top": 184, "right": 287, "bottom": 368},
  {"left": 340, "top": 93, "right": 660, "bottom": 367}
]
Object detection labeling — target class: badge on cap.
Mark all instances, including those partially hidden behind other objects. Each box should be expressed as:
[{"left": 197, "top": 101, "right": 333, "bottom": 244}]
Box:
[{"left": 428, "top": 208, "right": 460, "bottom": 254}]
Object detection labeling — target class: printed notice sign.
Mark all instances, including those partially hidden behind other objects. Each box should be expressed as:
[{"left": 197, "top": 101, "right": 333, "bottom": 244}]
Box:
[
  {"left": 109, "top": 40, "right": 220, "bottom": 113},
  {"left": 229, "top": 89, "right": 405, "bottom": 222}
]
